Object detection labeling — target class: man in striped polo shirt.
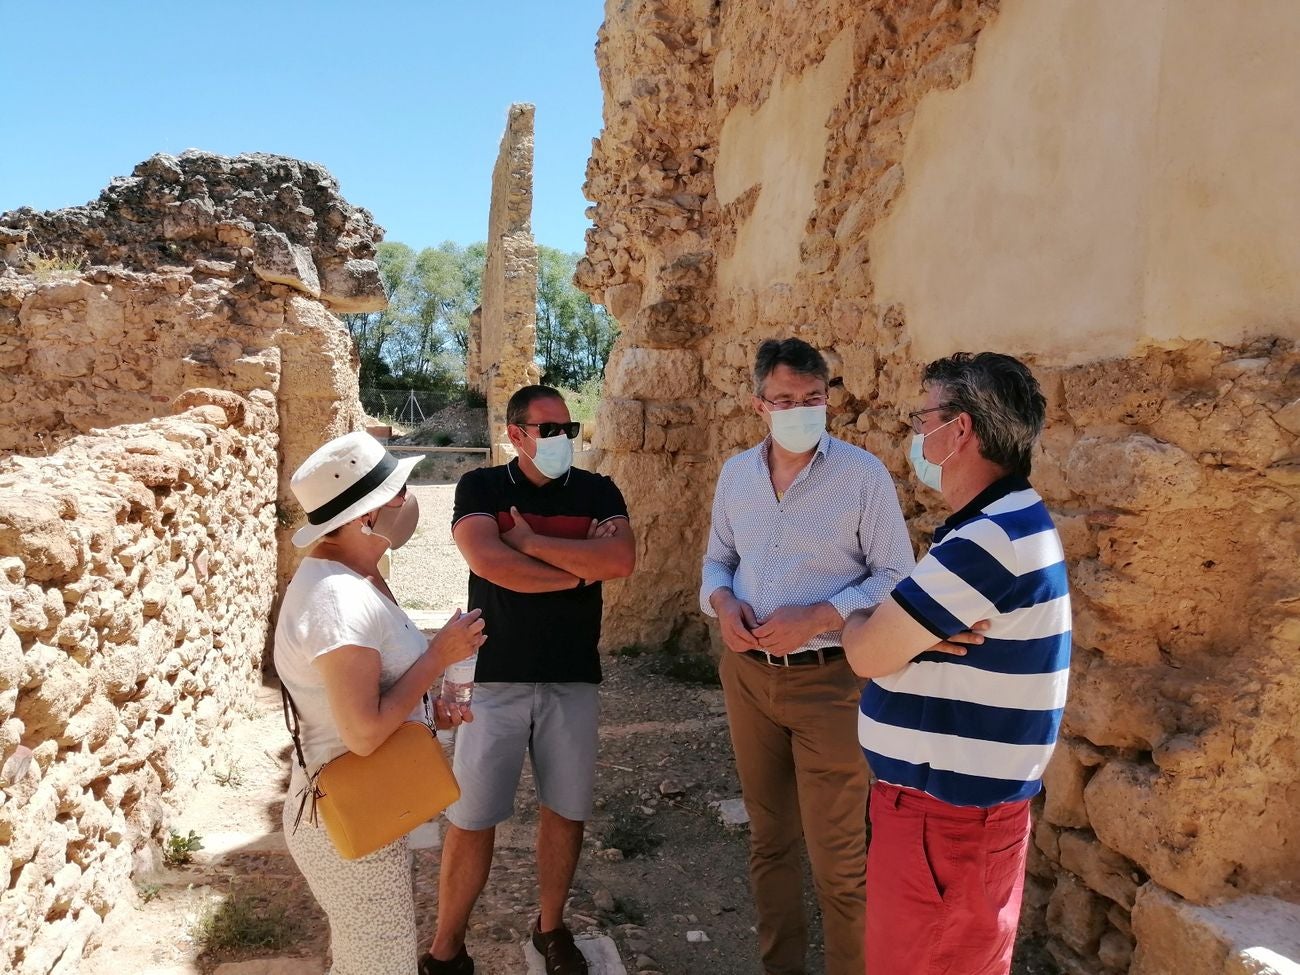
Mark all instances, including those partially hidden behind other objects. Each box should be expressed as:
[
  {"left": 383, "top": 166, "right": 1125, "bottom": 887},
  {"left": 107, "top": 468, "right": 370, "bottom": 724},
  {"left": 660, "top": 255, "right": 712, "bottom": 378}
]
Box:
[{"left": 843, "top": 352, "right": 1071, "bottom": 975}]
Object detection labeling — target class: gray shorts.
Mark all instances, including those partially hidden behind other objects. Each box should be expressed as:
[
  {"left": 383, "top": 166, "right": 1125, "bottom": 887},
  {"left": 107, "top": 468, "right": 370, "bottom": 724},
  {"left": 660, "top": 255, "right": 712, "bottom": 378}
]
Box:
[{"left": 446, "top": 682, "right": 600, "bottom": 829}]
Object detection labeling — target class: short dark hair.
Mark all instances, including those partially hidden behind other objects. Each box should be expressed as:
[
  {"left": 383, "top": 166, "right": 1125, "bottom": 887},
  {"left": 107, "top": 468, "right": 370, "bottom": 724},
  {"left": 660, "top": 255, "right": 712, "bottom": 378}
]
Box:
[
  {"left": 753, "top": 338, "right": 829, "bottom": 395},
  {"left": 506, "top": 385, "right": 566, "bottom": 427},
  {"left": 922, "top": 352, "right": 1046, "bottom": 477}
]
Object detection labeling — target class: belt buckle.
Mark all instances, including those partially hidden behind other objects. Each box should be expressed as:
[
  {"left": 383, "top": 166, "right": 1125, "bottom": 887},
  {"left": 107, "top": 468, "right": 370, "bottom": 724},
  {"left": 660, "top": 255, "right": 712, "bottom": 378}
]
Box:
[
  {"left": 761, "top": 649, "right": 827, "bottom": 666},
  {"left": 768, "top": 648, "right": 827, "bottom": 666}
]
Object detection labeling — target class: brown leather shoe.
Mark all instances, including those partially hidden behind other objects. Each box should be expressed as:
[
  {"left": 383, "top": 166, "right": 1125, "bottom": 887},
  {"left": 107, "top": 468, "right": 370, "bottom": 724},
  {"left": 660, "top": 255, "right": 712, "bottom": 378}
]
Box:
[
  {"left": 531, "top": 920, "right": 588, "bottom": 975},
  {"left": 419, "top": 946, "right": 473, "bottom": 975}
]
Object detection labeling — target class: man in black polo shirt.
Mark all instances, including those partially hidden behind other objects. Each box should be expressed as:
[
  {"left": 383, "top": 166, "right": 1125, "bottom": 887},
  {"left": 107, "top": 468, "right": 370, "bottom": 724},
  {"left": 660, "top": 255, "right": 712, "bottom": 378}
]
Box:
[{"left": 423, "top": 386, "right": 635, "bottom": 975}]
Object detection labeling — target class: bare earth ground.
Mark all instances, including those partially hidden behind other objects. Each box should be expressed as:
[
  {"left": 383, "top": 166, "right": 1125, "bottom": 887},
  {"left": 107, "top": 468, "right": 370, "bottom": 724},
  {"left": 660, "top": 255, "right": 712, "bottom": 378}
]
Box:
[{"left": 84, "top": 486, "right": 1059, "bottom": 975}]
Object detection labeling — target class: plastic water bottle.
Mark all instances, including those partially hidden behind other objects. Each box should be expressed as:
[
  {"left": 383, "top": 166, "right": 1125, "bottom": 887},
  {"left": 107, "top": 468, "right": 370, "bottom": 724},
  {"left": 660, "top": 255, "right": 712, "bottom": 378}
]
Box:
[{"left": 441, "top": 654, "right": 477, "bottom": 706}]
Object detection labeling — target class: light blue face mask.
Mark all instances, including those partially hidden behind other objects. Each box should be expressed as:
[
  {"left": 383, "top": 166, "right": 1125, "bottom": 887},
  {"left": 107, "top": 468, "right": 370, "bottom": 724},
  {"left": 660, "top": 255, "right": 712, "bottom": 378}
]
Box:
[
  {"left": 529, "top": 432, "right": 573, "bottom": 480},
  {"left": 907, "top": 416, "right": 959, "bottom": 492}
]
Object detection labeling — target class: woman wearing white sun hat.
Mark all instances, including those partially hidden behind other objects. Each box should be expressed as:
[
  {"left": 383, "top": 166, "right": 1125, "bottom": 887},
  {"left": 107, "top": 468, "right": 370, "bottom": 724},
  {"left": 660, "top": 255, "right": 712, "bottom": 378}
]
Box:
[{"left": 275, "top": 430, "right": 486, "bottom": 975}]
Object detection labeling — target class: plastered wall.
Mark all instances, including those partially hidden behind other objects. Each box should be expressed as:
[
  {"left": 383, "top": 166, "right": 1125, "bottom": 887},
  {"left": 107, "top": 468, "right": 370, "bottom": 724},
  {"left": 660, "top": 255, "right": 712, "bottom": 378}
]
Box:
[{"left": 579, "top": 1, "right": 1300, "bottom": 970}]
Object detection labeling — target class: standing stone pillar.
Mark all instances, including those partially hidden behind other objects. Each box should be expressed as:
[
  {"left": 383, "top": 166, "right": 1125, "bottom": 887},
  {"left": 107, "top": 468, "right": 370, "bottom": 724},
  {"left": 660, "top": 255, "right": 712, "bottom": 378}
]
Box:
[
  {"left": 576, "top": 3, "right": 718, "bottom": 653},
  {"left": 473, "top": 103, "right": 540, "bottom": 463}
]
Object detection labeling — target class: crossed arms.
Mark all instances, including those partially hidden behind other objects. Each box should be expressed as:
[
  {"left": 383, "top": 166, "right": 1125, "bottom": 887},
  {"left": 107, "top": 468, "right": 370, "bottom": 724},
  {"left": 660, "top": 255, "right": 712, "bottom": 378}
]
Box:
[{"left": 452, "top": 508, "right": 636, "bottom": 593}]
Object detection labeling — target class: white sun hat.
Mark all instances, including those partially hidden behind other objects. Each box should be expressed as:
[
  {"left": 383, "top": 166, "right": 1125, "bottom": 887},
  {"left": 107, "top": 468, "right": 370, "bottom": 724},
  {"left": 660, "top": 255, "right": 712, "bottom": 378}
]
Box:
[{"left": 290, "top": 431, "right": 421, "bottom": 548}]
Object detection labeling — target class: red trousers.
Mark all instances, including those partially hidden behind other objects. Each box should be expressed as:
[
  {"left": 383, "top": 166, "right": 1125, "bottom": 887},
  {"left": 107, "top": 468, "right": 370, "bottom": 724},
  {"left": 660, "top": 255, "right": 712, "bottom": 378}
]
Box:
[{"left": 865, "top": 782, "right": 1031, "bottom": 975}]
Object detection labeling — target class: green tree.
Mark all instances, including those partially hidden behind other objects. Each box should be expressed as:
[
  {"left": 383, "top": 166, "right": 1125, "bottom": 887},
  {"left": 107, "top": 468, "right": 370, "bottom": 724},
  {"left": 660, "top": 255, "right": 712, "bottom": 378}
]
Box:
[
  {"left": 535, "top": 245, "right": 618, "bottom": 388},
  {"left": 344, "top": 240, "right": 486, "bottom": 390},
  {"left": 342, "top": 241, "right": 413, "bottom": 385},
  {"left": 344, "top": 240, "right": 615, "bottom": 394},
  {"left": 446, "top": 241, "right": 486, "bottom": 359}
]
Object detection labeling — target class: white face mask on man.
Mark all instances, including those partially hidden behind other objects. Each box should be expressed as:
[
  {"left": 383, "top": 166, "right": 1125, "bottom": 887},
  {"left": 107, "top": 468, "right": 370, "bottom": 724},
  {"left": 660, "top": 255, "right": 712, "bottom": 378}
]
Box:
[
  {"left": 767, "top": 404, "right": 826, "bottom": 454},
  {"left": 528, "top": 432, "right": 574, "bottom": 479}
]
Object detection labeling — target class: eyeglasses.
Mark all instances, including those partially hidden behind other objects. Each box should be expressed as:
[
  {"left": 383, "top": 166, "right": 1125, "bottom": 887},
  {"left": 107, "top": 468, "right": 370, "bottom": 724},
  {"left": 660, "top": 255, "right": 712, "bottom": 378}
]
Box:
[
  {"left": 515, "top": 421, "right": 581, "bottom": 440},
  {"left": 760, "top": 394, "right": 828, "bottom": 411},
  {"left": 906, "top": 405, "right": 955, "bottom": 435}
]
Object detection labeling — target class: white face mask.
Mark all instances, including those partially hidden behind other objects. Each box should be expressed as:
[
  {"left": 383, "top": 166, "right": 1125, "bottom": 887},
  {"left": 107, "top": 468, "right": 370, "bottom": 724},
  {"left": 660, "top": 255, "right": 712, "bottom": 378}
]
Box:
[
  {"left": 529, "top": 433, "right": 573, "bottom": 480},
  {"left": 767, "top": 405, "right": 826, "bottom": 454},
  {"left": 361, "top": 491, "right": 420, "bottom": 549}
]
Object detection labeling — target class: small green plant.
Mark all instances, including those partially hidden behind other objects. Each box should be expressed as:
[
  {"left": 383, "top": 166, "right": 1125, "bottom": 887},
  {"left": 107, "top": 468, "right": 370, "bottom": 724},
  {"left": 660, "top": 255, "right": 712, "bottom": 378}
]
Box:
[
  {"left": 600, "top": 806, "right": 663, "bottom": 860},
  {"left": 605, "top": 895, "right": 645, "bottom": 926},
  {"left": 194, "top": 888, "right": 296, "bottom": 951},
  {"left": 212, "top": 763, "right": 243, "bottom": 788},
  {"left": 411, "top": 456, "right": 440, "bottom": 482},
  {"left": 136, "top": 882, "right": 162, "bottom": 904},
  {"left": 433, "top": 431, "right": 455, "bottom": 447},
  {"left": 163, "top": 829, "right": 204, "bottom": 866},
  {"left": 274, "top": 502, "right": 296, "bottom": 530},
  {"left": 556, "top": 376, "right": 602, "bottom": 435},
  {"left": 612, "top": 644, "right": 648, "bottom": 658},
  {"left": 658, "top": 652, "right": 721, "bottom": 686}
]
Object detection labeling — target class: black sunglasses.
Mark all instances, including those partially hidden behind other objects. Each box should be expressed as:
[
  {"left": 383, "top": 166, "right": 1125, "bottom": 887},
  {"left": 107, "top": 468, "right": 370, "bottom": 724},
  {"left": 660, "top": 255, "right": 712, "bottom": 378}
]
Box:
[{"left": 516, "top": 421, "right": 581, "bottom": 440}]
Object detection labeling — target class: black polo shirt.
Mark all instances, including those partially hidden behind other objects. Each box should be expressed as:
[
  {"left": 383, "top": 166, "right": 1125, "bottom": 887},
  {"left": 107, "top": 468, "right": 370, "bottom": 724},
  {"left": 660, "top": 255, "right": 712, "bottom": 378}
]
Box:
[{"left": 451, "top": 460, "right": 629, "bottom": 683}]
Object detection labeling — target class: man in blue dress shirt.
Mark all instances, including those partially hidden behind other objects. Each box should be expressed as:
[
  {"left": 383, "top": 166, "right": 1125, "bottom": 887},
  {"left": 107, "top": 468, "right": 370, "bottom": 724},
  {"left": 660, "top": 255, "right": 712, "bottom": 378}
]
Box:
[{"left": 700, "top": 338, "right": 917, "bottom": 975}]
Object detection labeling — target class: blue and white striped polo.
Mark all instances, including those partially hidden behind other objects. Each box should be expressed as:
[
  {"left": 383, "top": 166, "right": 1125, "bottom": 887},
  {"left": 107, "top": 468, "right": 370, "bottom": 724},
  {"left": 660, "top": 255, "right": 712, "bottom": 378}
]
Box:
[{"left": 858, "top": 476, "right": 1072, "bottom": 807}]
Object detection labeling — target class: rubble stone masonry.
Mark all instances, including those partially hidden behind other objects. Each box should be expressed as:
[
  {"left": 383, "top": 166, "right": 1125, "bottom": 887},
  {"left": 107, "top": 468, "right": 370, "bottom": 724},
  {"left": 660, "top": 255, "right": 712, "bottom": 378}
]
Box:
[
  {"left": 0, "top": 392, "right": 277, "bottom": 973},
  {"left": 580, "top": 1, "right": 1300, "bottom": 971},
  {"left": 0, "top": 152, "right": 384, "bottom": 972}
]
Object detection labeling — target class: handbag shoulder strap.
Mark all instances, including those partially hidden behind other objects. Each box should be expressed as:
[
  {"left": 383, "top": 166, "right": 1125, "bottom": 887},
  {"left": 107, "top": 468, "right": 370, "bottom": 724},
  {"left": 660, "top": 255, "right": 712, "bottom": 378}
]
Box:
[
  {"left": 280, "top": 683, "right": 322, "bottom": 832},
  {"left": 279, "top": 682, "right": 310, "bottom": 775}
]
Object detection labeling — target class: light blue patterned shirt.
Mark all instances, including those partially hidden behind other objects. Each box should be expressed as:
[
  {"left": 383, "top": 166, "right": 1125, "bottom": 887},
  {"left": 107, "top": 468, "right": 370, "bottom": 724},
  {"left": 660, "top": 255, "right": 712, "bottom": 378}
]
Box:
[{"left": 701, "top": 432, "right": 916, "bottom": 651}]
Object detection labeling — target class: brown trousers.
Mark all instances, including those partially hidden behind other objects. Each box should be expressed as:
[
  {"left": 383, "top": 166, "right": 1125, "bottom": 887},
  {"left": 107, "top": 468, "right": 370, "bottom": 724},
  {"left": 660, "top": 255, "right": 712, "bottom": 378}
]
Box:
[{"left": 720, "top": 650, "right": 869, "bottom": 975}]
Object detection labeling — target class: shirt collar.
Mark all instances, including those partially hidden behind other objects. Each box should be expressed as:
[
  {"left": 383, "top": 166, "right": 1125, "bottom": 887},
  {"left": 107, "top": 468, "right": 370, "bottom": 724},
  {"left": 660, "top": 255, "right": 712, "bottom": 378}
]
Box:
[
  {"left": 935, "top": 473, "right": 1032, "bottom": 541},
  {"left": 506, "top": 457, "right": 572, "bottom": 489}
]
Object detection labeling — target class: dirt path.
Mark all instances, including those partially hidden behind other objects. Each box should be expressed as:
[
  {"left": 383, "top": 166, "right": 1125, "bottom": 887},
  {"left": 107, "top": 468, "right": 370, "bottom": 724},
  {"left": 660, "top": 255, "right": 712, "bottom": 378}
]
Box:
[
  {"left": 83, "top": 655, "right": 1058, "bottom": 975},
  {"left": 82, "top": 657, "right": 763, "bottom": 975}
]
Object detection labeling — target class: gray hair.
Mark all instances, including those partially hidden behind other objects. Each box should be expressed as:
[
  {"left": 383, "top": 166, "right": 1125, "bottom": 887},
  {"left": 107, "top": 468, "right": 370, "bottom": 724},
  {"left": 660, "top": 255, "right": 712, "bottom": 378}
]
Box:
[
  {"left": 922, "top": 353, "right": 1046, "bottom": 477},
  {"left": 753, "top": 338, "right": 829, "bottom": 395}
]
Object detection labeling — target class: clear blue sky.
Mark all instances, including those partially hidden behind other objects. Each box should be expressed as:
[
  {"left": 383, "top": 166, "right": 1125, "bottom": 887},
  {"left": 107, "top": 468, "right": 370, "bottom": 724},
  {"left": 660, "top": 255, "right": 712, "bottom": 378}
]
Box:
[{"left": 0, "top": 1, "right": 606, "bottom": 255}]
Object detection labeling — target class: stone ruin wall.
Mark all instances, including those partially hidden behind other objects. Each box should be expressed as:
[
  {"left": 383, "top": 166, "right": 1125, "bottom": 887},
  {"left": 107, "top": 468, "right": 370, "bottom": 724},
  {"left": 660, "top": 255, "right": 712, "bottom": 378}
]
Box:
[
  {"left": 471, "top": 104, "right": 541, "bottom": 464},
  {"left": 580, "top": 1, "right": 1300, "bottom": 972},
  {"left": 0, "top": 152, "right": 385, "bottom": 973},
  {"left": 0, "top": 392, "right": 277, "bottom": 973},
  {"left": 0, "top": 150, "right": 385, "bottom": 593}
]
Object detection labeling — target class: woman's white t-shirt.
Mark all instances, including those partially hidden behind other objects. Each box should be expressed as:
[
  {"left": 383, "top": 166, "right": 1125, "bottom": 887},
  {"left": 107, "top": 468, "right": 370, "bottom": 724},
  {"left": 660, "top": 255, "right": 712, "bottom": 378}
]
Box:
[{"left": 274, "top": 557, "right": 428, "bottom": 772}]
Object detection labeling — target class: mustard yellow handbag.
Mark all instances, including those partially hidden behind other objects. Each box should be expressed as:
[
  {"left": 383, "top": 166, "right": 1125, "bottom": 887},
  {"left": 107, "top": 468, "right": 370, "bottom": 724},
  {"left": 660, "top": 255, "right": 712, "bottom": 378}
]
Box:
[{"left": 282, "top": 687, "right": 460, "bottom": 860}]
